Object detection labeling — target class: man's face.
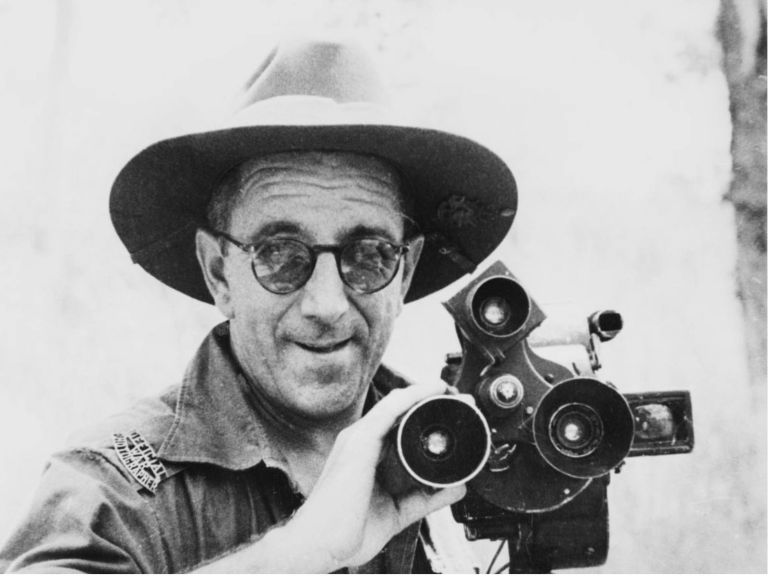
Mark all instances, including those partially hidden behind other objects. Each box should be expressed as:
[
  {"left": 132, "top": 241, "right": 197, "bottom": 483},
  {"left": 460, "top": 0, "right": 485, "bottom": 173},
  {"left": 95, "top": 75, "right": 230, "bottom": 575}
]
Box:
[{"left": 214, "top": 153, "right": 417, "bottom": 424}]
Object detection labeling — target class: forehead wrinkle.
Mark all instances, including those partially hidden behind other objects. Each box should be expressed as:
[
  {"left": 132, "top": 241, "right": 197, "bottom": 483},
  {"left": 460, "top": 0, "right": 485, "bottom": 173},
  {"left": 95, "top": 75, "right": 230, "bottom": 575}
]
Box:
[
  {"left": 232, "top": 188, "right": 407, "bottom": 243},
  {"left": 234, "top": 151, "right": 404, "bottom": 207},
  {"left": 250, "top": 190, "right": 406, "bottom": 233},
  {"left": 239, "top": 178, "right": 406, "bottom": 226},
  {"left": 221, "top": 152, "right": 415, "bottom": 240}
]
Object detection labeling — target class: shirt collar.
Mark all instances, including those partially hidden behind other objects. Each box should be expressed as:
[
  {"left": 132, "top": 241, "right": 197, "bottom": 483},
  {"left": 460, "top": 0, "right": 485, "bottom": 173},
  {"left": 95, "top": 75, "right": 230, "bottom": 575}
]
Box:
[{"left": 157, "top": 322, "right": 408, "bottom": 470}]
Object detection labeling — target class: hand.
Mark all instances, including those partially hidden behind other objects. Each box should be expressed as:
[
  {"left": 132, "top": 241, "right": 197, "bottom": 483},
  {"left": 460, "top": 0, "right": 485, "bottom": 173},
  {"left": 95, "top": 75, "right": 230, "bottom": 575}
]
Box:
[{"left": 288, "top": 381, "right": 467, "bottom": 571}]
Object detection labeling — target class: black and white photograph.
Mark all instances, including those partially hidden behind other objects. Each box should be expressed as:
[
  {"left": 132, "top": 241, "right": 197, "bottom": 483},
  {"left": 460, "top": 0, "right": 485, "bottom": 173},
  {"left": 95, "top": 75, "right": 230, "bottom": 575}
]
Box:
[{"left": 0, "top": 1, "right": 765, "bottom": 573}]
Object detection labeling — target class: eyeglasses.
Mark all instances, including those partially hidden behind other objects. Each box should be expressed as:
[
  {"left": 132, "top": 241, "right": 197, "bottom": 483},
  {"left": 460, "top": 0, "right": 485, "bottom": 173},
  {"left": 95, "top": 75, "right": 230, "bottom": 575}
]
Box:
[{"left": 211, "top": 230, "right": 410, "bottom": 295}]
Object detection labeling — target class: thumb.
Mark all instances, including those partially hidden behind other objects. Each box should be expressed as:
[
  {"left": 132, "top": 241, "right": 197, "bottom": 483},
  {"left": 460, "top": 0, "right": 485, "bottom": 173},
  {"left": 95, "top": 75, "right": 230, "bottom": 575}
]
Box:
[{"left": 393, "top": 484, "right": 467, "bottom": 529}]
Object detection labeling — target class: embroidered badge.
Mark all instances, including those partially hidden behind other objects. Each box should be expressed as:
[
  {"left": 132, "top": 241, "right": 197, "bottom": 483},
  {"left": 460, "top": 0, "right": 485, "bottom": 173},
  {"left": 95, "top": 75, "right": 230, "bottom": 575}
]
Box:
[{"left": 112, "top": 431, "right": 167, "bottom": 493}]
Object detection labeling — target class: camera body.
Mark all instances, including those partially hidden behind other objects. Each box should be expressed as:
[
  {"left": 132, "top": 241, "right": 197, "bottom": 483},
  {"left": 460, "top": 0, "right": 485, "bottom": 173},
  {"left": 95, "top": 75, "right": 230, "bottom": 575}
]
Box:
[{"left": 395, "top": 261, "right": 694, "bottom": 572}]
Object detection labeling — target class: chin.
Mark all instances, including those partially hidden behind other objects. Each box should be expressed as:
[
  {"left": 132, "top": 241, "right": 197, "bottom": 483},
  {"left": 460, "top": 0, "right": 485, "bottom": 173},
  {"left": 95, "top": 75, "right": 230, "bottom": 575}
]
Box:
[{"left": 295, "top": 373, "right": 368, "bottom": 420}]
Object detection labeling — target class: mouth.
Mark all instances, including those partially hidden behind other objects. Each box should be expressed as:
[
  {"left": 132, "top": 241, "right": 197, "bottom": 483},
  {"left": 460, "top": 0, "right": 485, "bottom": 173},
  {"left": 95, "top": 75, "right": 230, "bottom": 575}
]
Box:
[{"left": 294, "top": 338, "right": 352, "bottom": 354}]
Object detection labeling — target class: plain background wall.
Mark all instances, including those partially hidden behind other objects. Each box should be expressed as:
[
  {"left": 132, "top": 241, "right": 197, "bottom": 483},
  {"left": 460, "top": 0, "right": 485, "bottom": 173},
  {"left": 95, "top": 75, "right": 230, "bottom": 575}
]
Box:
[{"left": 0, "top": 0, "right": 764, "bottom": 572}]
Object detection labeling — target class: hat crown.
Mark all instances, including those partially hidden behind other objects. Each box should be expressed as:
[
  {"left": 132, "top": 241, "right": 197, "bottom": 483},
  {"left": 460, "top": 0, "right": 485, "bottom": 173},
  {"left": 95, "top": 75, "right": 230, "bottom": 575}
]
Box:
[
  {"left": 242, "top": 39, "right": 386, "bottom": 108},
  {"left": 111, "top": 38, "right": 517, "bottom": 305}
]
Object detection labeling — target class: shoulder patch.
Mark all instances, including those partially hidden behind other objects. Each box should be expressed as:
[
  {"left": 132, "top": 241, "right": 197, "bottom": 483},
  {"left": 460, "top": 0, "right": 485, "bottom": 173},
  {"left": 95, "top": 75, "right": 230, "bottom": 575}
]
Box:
[{"left": 112, "top": 431, "right": 168, "bottom": 493}]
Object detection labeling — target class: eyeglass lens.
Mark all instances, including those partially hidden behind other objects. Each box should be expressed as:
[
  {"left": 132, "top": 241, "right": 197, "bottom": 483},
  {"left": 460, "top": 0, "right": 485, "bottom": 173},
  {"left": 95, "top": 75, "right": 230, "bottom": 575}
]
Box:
[{"left": 252, "top": 238, "right": 403, "bottom": 294}]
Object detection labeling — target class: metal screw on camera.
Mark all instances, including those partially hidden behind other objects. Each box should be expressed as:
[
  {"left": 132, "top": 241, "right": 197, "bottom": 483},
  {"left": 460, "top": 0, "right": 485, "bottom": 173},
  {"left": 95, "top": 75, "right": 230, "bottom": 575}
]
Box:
[{"left": 489, "top": 375, "right": 524, "bottom": 409}]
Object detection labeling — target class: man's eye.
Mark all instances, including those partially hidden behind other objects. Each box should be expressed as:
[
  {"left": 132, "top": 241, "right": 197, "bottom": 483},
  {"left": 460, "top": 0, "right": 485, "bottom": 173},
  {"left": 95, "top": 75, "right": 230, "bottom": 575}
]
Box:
[
  {"left": 265, "top": 244, "right": 286, "bottom": 261},
  {"left": 348, "top": 240, "right": 396, "bottom": 267},
  {"left": 260, "top": 240, "right": 302, "bottom": 264}
]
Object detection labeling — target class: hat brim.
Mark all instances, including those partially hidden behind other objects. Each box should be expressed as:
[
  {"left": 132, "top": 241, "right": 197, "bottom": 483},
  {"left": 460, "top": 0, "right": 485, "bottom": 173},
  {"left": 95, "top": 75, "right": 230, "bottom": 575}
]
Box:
[{"left": 110, "top": 124, "right": 517, "bottom": 304}]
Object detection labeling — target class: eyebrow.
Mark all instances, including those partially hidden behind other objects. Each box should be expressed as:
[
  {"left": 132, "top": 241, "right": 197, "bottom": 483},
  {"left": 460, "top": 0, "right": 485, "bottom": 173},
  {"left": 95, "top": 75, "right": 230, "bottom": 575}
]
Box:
[
  {"left": 343, "top": 224, "right": 401, "bottom": 243},
  {"left": 248, "top": 221, "right": 303, "bottom": 242},
  {"left": 248, "top": 221, "right": 401, "bottom": 244}
]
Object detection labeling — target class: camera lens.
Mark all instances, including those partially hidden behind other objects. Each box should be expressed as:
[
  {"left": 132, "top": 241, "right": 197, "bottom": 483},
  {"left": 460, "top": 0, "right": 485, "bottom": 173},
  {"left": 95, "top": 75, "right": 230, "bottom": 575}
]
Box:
[
  {"left": 549, "top": 403, "right": 603, "bottom": 458},
  {"left": 420, "top": 425, "right": 454, "bottom": 460},
  {"left": 398, "top": 396, "right": 491, "bottom": 487},
  {"left": 534, "top": 378, "right": 635, "bottom": 478},
  {"left": 470, "top": 277, "right": 530, "bottom": 337},
  {"left": 480, "top": 297, "right": 511, "bottom": 326}
]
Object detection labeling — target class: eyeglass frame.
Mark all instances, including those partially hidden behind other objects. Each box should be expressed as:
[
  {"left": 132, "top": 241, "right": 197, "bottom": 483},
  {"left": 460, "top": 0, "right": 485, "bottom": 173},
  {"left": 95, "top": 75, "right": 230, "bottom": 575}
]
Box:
[{"left": 205, "top": 228, "right": 412, "bottom": 295}]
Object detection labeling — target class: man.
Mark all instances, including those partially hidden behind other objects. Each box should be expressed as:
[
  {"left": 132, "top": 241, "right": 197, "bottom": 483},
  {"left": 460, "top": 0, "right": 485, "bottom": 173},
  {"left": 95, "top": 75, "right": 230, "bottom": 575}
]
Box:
[{"left": 1, "top": 38, "right": 516, "bottom": 573}]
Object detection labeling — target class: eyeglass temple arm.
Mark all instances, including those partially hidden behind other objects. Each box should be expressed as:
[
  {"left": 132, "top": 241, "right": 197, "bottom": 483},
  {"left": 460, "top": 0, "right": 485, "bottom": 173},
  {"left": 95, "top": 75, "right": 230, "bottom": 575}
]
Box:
[{"left": 199, "top": 227, "right": 252, "bottom": 252}]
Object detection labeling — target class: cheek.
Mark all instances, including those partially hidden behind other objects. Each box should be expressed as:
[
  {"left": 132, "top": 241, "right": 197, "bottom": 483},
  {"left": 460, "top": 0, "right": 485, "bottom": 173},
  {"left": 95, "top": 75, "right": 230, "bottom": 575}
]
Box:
[
  {"left": 226, "top": 266, "right": 290, "bottom": 343},
  {"left": 224, "top": 259, "right": 252, "bottom": 301},
  {"left": 359, "top": 288, "right": 403, "bottom": 350},
  {"left": 227, "top": 263, "right": 270, "bottom": 315}
]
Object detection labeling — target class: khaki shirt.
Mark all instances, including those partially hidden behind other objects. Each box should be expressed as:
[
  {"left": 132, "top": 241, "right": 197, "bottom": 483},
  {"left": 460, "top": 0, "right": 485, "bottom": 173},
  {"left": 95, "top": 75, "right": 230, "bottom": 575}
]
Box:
[{"left": 0, "top": 323, "right": 440, "bottom": 573}]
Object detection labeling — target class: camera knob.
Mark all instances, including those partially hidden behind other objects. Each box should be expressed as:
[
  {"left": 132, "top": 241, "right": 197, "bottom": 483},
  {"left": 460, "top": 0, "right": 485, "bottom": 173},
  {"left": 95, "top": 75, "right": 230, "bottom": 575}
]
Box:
[{"left": 479, "top": 374, "right": 525, "bottom": 413}]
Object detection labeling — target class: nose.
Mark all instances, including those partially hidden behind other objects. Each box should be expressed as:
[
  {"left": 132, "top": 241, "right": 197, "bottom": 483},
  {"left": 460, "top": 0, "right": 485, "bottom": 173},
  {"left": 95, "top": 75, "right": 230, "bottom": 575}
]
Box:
[{"left": 299, "top": 253, "right": 350, "bottom": 323}]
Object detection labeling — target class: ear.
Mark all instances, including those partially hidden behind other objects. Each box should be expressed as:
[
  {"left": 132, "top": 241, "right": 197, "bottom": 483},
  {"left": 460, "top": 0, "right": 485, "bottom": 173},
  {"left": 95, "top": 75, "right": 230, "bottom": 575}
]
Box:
[
  {"left": 399, "top": 235, "right": 425, "bottom": 299},
  {"left": 195, "top": 228, "right": 235, "bottom": 318}
]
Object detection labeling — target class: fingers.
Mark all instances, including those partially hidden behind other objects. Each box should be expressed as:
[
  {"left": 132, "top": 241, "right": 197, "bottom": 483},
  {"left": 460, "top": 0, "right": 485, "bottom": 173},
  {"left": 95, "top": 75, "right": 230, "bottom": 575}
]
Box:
[
  {"left": 394, "top": 484, "right": 467, "bottom": 529},
  {"left": 444, "top": 385, "right": 477, "bottom": 407},
  {"left": 320, "top": 382, "right": 453, "bottom": 484},
  {"left": 361, "top": 381, "right": 448, "bottom": 439}
]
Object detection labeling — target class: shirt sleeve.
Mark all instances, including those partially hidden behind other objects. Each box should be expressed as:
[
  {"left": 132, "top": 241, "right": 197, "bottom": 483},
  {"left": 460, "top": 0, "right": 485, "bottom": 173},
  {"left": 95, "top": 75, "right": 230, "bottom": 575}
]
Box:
[{"left": 1, "top": 448, "right": 167, "bottom": 573}]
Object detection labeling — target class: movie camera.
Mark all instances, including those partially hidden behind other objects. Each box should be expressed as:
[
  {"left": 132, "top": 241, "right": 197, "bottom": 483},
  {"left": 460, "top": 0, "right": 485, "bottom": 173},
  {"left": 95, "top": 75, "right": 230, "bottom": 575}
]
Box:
[{"left": 390, "top": 261, "right": 694, "bottom": 572}]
